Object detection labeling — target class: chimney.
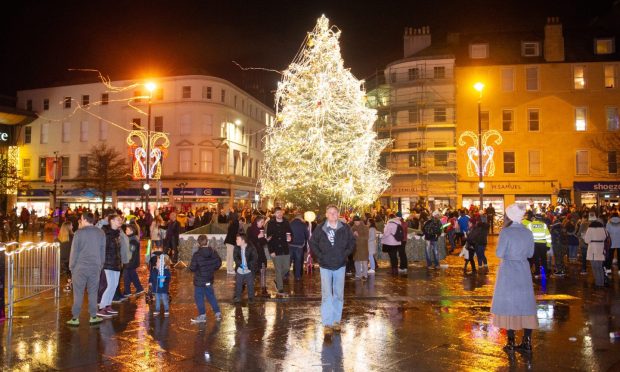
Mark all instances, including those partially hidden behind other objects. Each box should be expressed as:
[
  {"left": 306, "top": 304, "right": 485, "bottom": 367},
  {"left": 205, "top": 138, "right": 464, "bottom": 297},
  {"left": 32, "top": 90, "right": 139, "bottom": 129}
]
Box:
[
  {"left": 544, "top": 16, "right": 564, "bottom": 62},
  {"left": 404, "top": 26, "right": 431, "bottom": 58}
]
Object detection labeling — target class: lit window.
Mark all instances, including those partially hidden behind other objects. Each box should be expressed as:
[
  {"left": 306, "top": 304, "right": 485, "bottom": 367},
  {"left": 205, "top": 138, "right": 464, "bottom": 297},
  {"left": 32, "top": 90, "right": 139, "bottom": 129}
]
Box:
[
  {"left": 179, "top": 150, "right": 192, "bottom": 173},
  {"left": 80, "top": 121, "right": 88, "bottom": 142},
  {"left": 575, "top": 107, "right": 587, "bottom": 131},
  {"left": 503, "top": 151, "right": 515, "bottom": 174},
  {"left": 576, "top": 150, "right": 589, "bottom": 175},
  {"left": 528, "top": 109, "right": 540, "bottom": 131},
  {"left": 501, "top": 68, "right": 514, "bottom": 91},
  {"left": 41, "top": 123, "right": 49, "bottom": 144},
  {"left": 200, "top": 150, "right": 213, "bottom": 173},
  {"left": 409, "top": 153, "right": 420, "bottom": 167},
  {"left": 470, "top": 43, "right": 489, "bottom": 59},
  {"left": 525, "top": 66, "right": 538, "bottom": 91},
  {"left": 573, "top": 66, "right": 586, "bottom": 89},
  {"left": 595, "top": 38, "right": 615, "bottom": 54},
  {"left": 502, "top": 110, "right": 514, "bottom": 131},
  {"left": 605, "top": 65, "right": 616, "bottom": 88},
  {"left": 61, "top": 157, "right": 70, "bottom": 177},
  {"left": 521, "top": 41, "right": 540, "bottom": 57},
  {"left": 62, "top": 122, "right": 71, "bottom": 143},
  {"left": 606, "top": 107, "right": 619, "bottom": 131},
  {"left": 22, "top": 158, "right": 31, "bottom": 178},
  {"left": 528, "top": 150, "right": 541, "bottom": 175}
]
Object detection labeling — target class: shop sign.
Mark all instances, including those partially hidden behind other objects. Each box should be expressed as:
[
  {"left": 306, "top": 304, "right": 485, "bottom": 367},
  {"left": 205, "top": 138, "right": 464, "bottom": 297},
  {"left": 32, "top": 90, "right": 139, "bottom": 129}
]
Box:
[
  {"left": 574, "top": 181, "right": 620, "bottom": 192},
  {"left": 490, "top": 183, "right": 522, "bottom": 191},
  {"left": 171, "top": 187, "right": 230, "bottom": 197}
]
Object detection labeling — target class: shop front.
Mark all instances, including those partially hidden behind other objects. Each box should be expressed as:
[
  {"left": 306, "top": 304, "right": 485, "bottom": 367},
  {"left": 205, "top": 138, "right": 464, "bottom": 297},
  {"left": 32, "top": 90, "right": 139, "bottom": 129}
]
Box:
[
  {"left": 458, "top": 180, "right": 557, "bottom": 214},
  {"left": 574, "top": 181, "right": 620, "bottom": 207}
]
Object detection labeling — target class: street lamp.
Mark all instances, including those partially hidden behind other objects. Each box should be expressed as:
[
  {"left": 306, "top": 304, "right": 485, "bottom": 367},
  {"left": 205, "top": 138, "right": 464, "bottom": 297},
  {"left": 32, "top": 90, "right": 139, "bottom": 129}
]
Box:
[
  {"left": 177, "top": 182, "right": 188, "bottom": 209},
  {"left": 474, "top": 82, "right": 485, "bottom": 210},
  {"left": 144, "top": 81, "right": 156, "bottom": 213}
]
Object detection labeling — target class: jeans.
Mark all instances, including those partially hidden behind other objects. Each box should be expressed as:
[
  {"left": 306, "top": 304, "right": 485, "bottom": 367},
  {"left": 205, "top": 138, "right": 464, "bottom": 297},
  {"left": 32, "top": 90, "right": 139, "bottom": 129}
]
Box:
[
  {"left": 475, "top": 245, "right": 488, "bottom": 266},
  {"left": 398, "top": 241, "right": 408, "bottom": 270},
  {"left": 226, "top": 244, "right": 235, "bottom": 273},
  {"left": 369, "top": 253, "right": 376, "bottom": 271},
  {"left": 100, "top": 270, "right": 120, "bottom": 308},
  {"left": 272, "top": 254, "right": 290, "bottom": 291},
  {"left": 605, "top": 248, "right": 620, "bottom": 272},
  {"left": 591, "top": 260, "right": 605, "bottom": 286},
  {"left": 581, "top": 244, "right": 588, "bottom": 272},
  {"left": 123, "top": 268, "right": 144, "bottom": 295},
  {"left": 568, "top": 245, "right": 578, "bottom": 260},
  {"left": 447, "top": 230, "right": 456, "bottom": 252},
  {"left": 354, "top": 261, "right": 368, "bottom": 278},
  {"left": 289, "top": 245, "right": 304, "bottom": 279},
  {"left": 194, "top": 285, "right": 220, "bottom": 315},
  {"left": 533, "top": 243, "right": 549, "bottom": 276},
  {"left": 72, "top": 268, "right": 100, "bottom": 318},
  {"left": 320, "top": 266, "right": 345, "bottom": 326},
  {"left": 425, "top": 240, "right": 439, "bottom": 267},
  {"left": 235, "top": 272, "right": 255, "bottom": 299},
  {"left": 155, "top": 293, "right": 169, "bottom": 312}
]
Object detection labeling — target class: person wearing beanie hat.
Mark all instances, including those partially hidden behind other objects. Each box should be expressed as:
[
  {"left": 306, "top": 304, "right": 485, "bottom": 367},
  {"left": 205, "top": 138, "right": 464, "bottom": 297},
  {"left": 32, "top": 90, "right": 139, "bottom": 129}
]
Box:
[{"left": 491, "top": 203, "right": 538, "bottom": 354}]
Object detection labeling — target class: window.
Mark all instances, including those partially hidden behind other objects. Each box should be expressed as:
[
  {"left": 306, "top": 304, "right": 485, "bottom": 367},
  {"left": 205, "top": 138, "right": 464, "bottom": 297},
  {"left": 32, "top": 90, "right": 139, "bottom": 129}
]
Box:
[
  {"left": 433, "top": 66, "right": 445, "bottom": 79},
  {"left": 200, "top": 150, "right": 213, "bottom": 173},
  {"left": 154, "top": 116, "right": 163, "bottom": 132},
  {"left": 502, "top": 110, "right": 514, "bottom": 131},
  {"left": 82, "top": 95, "right": 89, "bottom": 106},
  {"left": 434, "top": 108, "right": 447, "bottom": 122},
  {"left": 241, "top": 99, "right": 245, "bottom": 112},
  {"left": 24, "top": 126, "right": 31, "bottom": 144},
  {"left": 434, "top": 152, "right": 448, "bottom": 167},
  {"left": 525, "top": 66, "right": 539, "bottom": 91},
  {"left": 609, "top": 151, "right": 618, "bottom": 174},
  {"left": 61, "top": 157, "right": 69, "bottom": 178},
  {"left": 79, "top": 156, "right": 89, "bottom": 177},
  {"left": 202, "top": 114, "right": 213, "bottom": 135},
  {"left": 43, "top": 99, "right": 49, "bottom": 110},
  {"left": 22, "top": 159, "right": 30, "bottom": 178},
  {"left": 433, "top": 141, "right": 448, "bottom": 148},
  {"left": 573, "top": 65, "right": 586, "bottom": 89},
  {"left": 501, "top": 68, "right": 514, "bottom": 91},
  {"left": 80, "top": 121, "right": 88, "bottom": 142},
  {"left": 408, "top": 109, "right": 419, "bottom": 124},
  {"left": 607, "top": 107, "right": 619, "bottom": 131},
  {"left": 248, "top": 158, "right": 253, "bottom": 178},
  {"left": 180, "top": 114, "right": 191, "bottom": 135},
  {"left": 39, "top": 158, "right": 46, "bottom": 178},
  {"left": 64, "top": 97, "right": 71, "bottom": 108},
  {"left": 132, "top": 118, "right": 141, "bottom": 130},
  {"left": 470, "top": 43, "right": 489, "bottom": 59},
  {"left": 528, "top": 109, "right": 540, "bottom": 131},
  {"left": 26, "top": 99, "right": 32, "bottom": 111},
  {"left": 605, "top": 65, "right": 616, "bottom": 88},
  {"left": 390, "top": 72, "right": 397, "bottom": 83},
  {"left": 134, "top": 90, "right": 142, "bottom": 103},
  {"left": 595, "top": 38, "right": 615, "bottom": 54},
  {"left": 62, "top": 122, "right": 71, "bottom": 142},
  {"left": 221, "top": 89, "right": 226, "bottom": 103},
  {"left": 220, "top": 153, "right": 227, "bottom": 174},
  {"left": 521, "top": 41, "right": 540, "bottom": 57},
  {"left": 408, "top": 142, "right": 421, "bottom": 149},
  {"left": 40, "top": 123, "right": 49, "bottom": 144},
  {"left": 576, "top": 150, "right": 589, "bottom": 175},
  {"left": 99, "top": 120, "right": 108, "bottom": 141},
  {"left": 234, "top": 95, "right": 238, "bottom": 108},
  {"left": 202, "top": 86, "right": 212, "bottom": 99},
  {"left": 409, "top": 153, "right": 420, "bottom": 167},
  {"left": 503, "top": 151, "right": 516, "bottom": 174},
  {"left": 179, "top": 150, "right": 192, "bottom": 172},
  {"left": 408, "top": 68, "right": 420, "bottom": 80},
  {"left": 182, "top": 86, "right": 191, "bottom": 99},
  {"left": 528, "top": 150, "right": 541, "bottom": 175},
  {"left": 575, "top": 107, "right": 587, "bottom": 131},
  {"left": 101, "top": 93, "right": 109, "bottom": 105},
  {"left": 480, "top": 111, "right": 489, "bottom": 131}
]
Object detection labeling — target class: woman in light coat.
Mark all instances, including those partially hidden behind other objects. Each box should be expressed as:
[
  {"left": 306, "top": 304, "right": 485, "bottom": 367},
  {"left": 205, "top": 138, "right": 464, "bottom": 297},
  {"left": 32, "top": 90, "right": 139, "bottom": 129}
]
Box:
[
  {"left": 491, "top": 204, "right": 538, "bottom": 354},
  {"left": 584, "top": 215, "right": 607, "bottom": 287},
  {"left": 368, "top": 219, "right": 378, "bottom": 274}
]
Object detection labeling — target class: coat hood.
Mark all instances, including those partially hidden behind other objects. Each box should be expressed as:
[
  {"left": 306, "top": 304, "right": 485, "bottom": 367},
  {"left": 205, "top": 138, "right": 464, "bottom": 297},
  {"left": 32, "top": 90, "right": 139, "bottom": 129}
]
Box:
[
  {"left": 198, "top": 246, "right": 216, "bottom": 258},
  {"left": 610, "top": 216, "right": 620, "bottom": 225}
]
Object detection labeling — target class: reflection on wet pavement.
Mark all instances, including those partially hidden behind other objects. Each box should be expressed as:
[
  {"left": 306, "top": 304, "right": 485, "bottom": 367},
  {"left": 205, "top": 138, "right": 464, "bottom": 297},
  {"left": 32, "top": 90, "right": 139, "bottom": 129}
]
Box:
[{"left": 3, "top": 236, "right": 620, "bottom": 371}]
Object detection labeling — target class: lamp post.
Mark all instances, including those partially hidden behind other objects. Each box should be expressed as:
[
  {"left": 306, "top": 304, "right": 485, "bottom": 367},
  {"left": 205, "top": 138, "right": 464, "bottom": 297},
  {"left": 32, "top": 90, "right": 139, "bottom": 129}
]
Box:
[
  {"left": 52, "top": 151, "right": 59, "bottom": 212},
  {"left": 144, "top": 82, "right": 156, "bottom": 214},
  {"left": 474, "top": 82, "right": 485, "bottom": 210},
  {"left": 177, "top": 182, "right": 188, "bottom": 210}
]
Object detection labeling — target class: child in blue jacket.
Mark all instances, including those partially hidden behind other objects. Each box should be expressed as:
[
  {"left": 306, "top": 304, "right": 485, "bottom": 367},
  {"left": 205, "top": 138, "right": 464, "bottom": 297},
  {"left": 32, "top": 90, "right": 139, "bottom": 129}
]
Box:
[{"left": 149, "top": 254, "right": 171, "bottom": 316}]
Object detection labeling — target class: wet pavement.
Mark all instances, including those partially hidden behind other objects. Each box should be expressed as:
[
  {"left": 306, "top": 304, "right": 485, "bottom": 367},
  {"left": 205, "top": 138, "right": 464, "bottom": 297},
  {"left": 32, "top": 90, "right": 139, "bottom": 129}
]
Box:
[{"left": 4, "top": 236, "right": 620, "bottom": 371}]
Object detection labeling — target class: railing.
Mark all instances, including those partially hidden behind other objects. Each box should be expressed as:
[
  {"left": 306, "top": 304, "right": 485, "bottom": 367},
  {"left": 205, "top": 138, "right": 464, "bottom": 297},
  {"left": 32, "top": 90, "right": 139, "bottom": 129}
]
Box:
[{"left": 1, "top": 241, "right": 60, "bottom": 319}]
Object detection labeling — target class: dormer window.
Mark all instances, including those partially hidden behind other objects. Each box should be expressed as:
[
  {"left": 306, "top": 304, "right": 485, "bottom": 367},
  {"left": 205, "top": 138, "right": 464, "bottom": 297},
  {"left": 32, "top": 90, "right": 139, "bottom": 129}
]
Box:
[
  {"left": 595, "top": 38, "right": 615, "bottom": 54},
  {"left": 521, "top": 41, "right": 540, "bottom": 57},
  {"left": 470, "top": 43, "right": 489, "bottom": 59}
]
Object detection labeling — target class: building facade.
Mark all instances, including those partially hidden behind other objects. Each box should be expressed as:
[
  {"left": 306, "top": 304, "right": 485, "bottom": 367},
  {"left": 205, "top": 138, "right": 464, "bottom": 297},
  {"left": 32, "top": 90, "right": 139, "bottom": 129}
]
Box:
[
  {"left": 367, "top": 27, "right": 458, "bottom": 213},
  {"left": 454, "top": 17, "right": 620, "bottom": 213},
  {"left": 15, "top": 75, "right": 274, "bottom": 215}
]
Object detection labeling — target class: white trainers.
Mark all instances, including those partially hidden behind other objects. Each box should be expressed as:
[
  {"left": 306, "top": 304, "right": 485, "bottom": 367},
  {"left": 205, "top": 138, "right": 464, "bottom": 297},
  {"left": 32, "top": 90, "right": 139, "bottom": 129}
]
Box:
[
  {"left": 368, "top": 269, "right": 375, "bottom": 274},
  {"left": 191, "top": 314, "right": 207, "bottom": 323}
]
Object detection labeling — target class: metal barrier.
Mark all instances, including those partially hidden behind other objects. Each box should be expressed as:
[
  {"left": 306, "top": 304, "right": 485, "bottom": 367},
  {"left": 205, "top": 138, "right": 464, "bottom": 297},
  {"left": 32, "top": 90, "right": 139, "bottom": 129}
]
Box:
[{"left": 1, "top": 241, "right": 61, "bottom": 319}]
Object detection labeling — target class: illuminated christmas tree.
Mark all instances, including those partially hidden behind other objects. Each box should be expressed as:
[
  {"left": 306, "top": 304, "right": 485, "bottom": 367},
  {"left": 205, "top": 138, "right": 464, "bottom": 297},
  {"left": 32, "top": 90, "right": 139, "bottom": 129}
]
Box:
[{"left": 260, "top": 15, "right": 390, "bottom": 210}]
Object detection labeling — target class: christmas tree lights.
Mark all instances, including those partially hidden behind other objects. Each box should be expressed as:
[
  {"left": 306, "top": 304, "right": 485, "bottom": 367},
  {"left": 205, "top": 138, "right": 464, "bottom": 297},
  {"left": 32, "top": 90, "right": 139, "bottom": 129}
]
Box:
[{"left": 259, "top": 15, "right": 390, "bottom": 210}]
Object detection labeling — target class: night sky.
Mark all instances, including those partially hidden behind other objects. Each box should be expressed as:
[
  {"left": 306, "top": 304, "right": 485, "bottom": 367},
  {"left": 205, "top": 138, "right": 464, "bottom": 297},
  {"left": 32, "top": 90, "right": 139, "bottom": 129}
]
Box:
[{"left": 1, "top": 0, "right": 618, "bottom": 104}]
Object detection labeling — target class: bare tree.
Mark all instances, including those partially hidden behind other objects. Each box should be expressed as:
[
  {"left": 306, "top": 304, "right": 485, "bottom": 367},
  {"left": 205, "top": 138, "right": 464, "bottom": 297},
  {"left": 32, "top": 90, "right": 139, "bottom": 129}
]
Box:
[
  {"left": 591, "top": 132, "right": 620, "bottom": 176},
  {"left": 80, "top": 143, "right": 130, "bottom": 212}
]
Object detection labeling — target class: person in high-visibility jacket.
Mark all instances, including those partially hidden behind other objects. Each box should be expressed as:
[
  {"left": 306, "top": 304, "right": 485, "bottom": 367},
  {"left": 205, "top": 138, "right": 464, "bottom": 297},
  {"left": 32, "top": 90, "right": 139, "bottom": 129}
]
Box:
[{"left": 528, "top": 214, "right": 552, "bottom": 278}]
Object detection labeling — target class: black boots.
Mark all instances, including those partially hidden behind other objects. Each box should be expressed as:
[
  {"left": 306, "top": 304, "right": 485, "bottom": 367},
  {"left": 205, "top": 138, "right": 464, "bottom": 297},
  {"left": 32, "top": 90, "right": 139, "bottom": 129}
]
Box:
[
  {"left": 503, "top": 334, "right": 516, "bottom": 352},
  {"left": 516, "top": 336, "right": 532, "bottom": 353}
]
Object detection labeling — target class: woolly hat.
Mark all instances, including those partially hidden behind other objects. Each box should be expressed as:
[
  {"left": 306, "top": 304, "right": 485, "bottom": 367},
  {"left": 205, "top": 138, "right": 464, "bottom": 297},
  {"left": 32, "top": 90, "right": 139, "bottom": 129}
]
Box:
[
  {"left": 432, "top": 210, "right": 441, "bottom": 218},
  {"left": 396, "top": 211, "right": 402, "bottom": 218},
  {"left": 588, "top": 212, "right": 597, "bottom": 221},
  {"left": 505, "top": 204, "right": 526, "bottom": 223}
]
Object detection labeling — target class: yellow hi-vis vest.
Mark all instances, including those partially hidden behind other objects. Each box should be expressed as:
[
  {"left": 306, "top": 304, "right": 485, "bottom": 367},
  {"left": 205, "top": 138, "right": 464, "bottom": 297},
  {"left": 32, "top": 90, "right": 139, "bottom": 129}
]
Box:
[{"left": 528, "top": 220, "right": 551, "bottom": 247}]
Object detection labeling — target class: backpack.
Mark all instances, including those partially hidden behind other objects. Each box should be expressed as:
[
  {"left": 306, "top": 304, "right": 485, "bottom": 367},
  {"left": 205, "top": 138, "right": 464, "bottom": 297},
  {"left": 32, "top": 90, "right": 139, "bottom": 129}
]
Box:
[
  {"left": 423, "top": 220, "right": 440, "bottom": 240},
  {"left": 390, "top": 221, "right": 404, "bottom": 241}
]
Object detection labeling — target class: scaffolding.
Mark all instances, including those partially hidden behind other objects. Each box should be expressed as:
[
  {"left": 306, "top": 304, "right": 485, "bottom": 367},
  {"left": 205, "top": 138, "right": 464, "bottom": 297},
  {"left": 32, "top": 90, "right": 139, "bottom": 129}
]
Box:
[{"left": 365, "top": 58, "right": 458, "bottom": 210}]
